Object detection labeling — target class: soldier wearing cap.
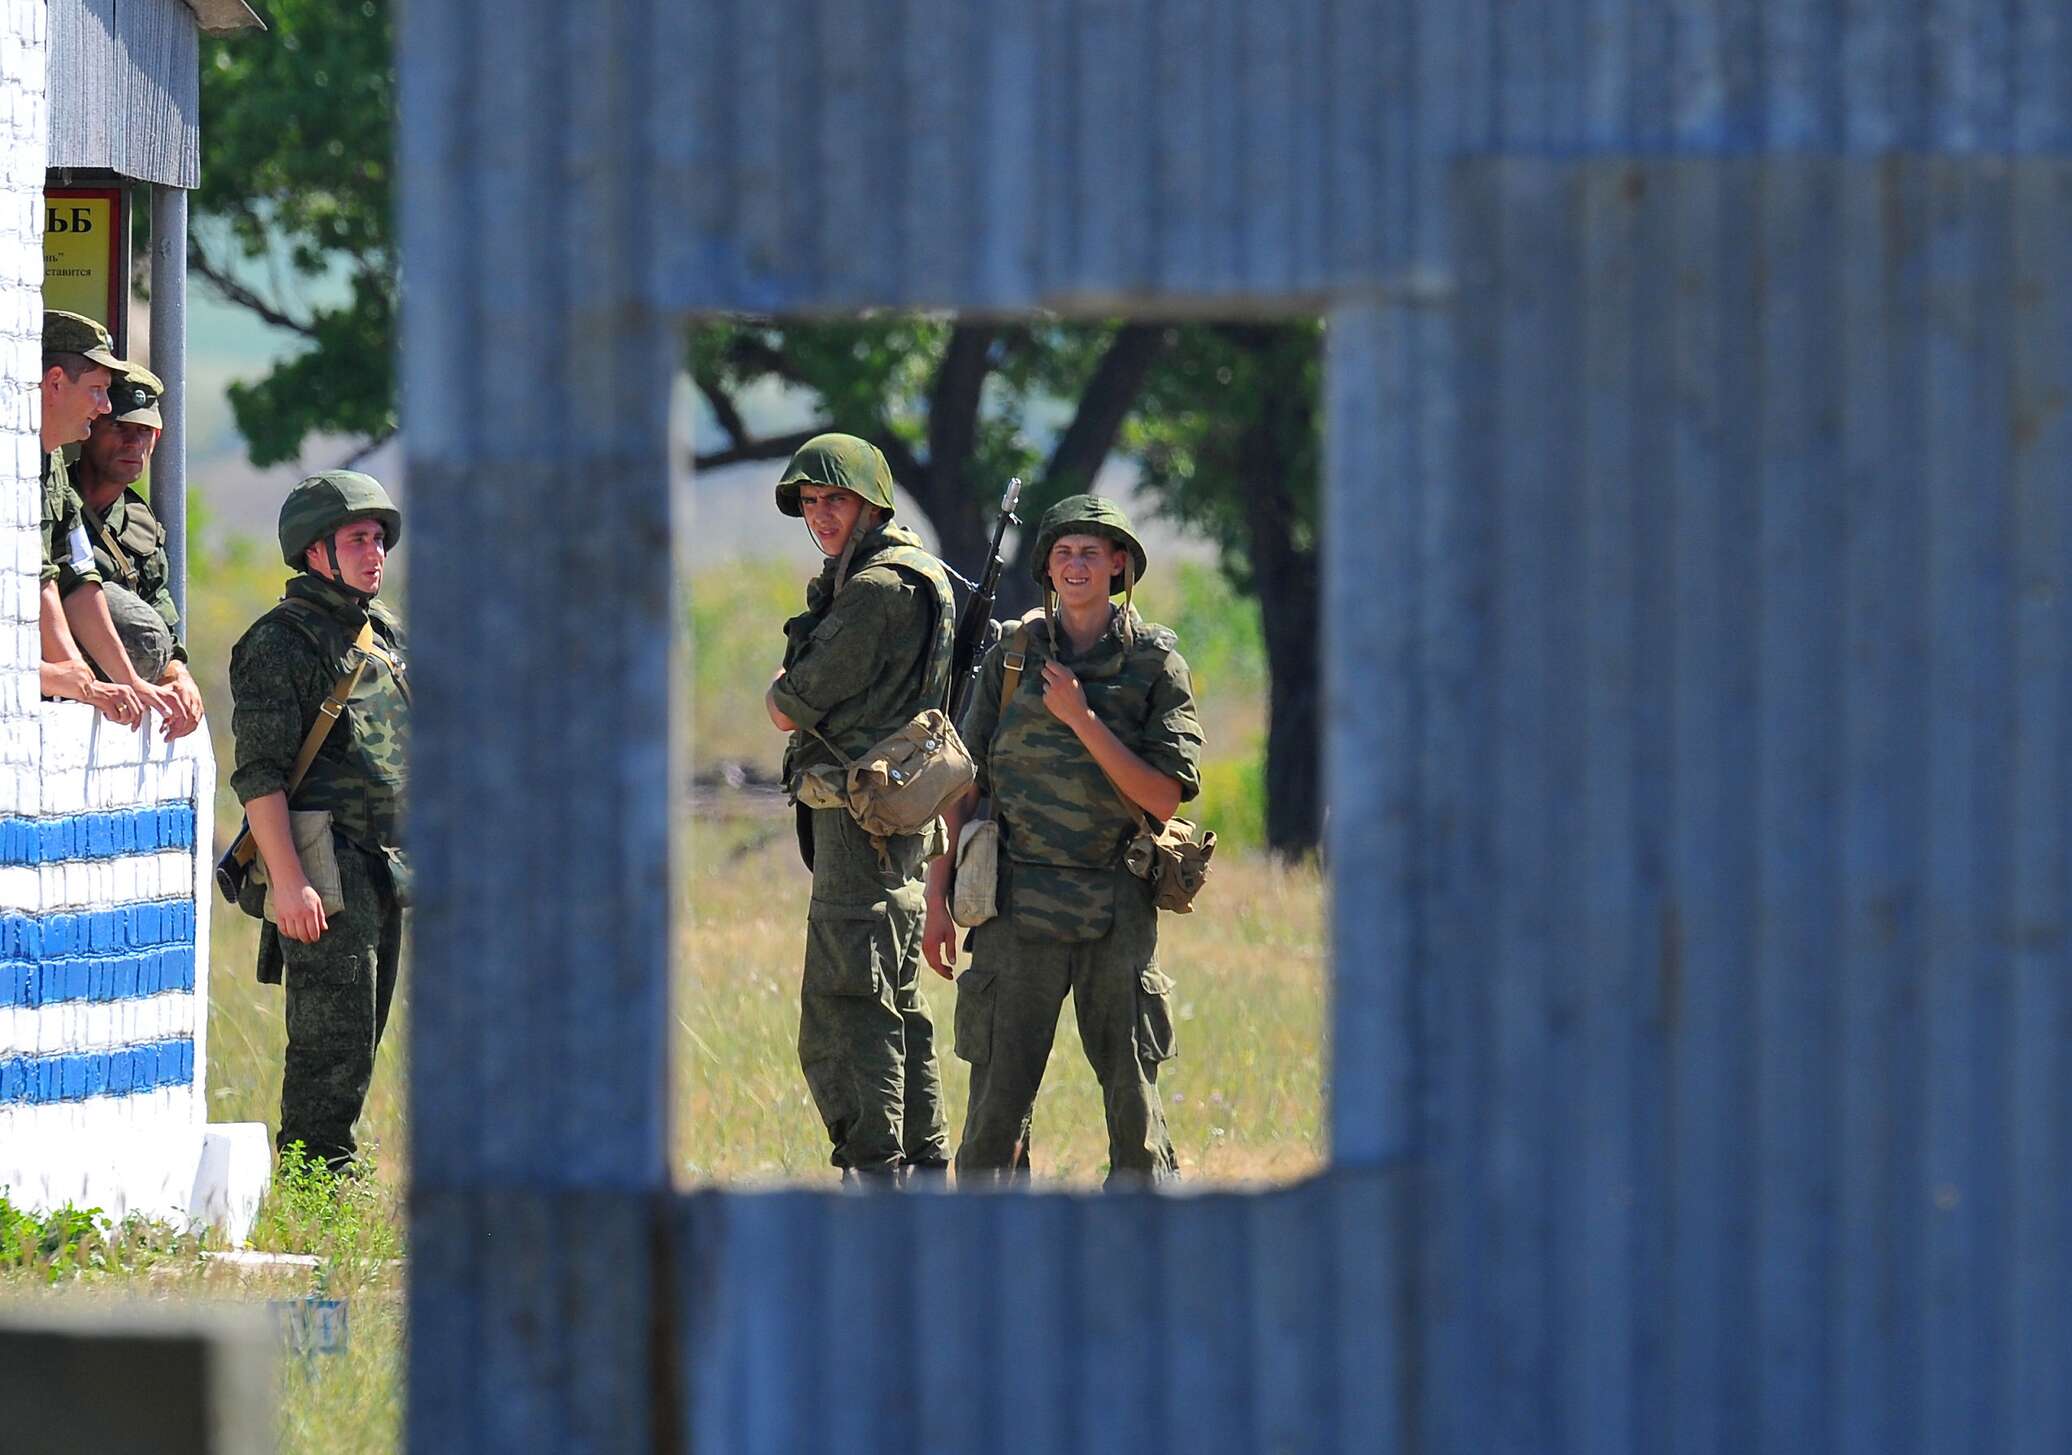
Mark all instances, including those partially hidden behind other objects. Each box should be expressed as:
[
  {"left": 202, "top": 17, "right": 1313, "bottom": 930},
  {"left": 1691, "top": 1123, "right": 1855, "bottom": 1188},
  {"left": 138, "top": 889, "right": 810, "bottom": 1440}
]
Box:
[
  {"left": 763, "top": 432, "right": 952, "bottom": 1184},
  {"left": 64, "top": 360, "right": 204, "bottom": 738},
  {"left": 230, "top": 471, "right": 410, "bottom": 1173},
  {"left": 923, "top": 494, "right": 1203, "bottom": 1185},
  {"left": 36, "top": 309, "right": 170, "bottom": 729}
]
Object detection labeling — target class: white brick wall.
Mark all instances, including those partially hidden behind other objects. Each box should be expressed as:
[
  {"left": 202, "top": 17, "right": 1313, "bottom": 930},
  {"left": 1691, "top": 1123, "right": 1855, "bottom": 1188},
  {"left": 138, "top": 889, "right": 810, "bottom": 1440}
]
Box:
[{"left": 0, "top": 3, "right": 239, "bottom": 1231}]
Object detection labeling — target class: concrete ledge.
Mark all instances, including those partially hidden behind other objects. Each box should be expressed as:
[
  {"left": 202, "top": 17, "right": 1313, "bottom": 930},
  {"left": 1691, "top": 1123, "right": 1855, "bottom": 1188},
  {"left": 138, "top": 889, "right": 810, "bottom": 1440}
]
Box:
[
  {"left": 0, "top": 1302, "right": 274, "bottom": 1455},
  {"left": 0, "top": 1120, "right": 269, "bottom": 1242}
]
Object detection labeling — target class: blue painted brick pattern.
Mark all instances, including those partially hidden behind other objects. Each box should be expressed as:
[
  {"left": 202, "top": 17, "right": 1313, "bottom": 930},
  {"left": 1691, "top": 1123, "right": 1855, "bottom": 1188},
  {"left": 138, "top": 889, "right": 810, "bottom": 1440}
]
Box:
[
  {"left": 0, "top": 944, "right": 197, "bottom": 1008},
  {"left": 0, "top": 1038, "right": 195, "bottom": 1105},
  {"left": 0, "top": 900, "right": 194, "bottom": 962},
  {"left": 0, "top": 805, "right": 197, "bottom": 867}
]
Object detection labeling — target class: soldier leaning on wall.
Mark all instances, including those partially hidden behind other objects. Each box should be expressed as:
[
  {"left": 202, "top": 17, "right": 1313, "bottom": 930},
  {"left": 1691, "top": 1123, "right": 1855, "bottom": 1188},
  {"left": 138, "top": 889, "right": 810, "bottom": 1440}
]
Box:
[
  {"left": 35, "top": 309, "right": 174, "bottom": 730},
  {"left": 229, "top": 472, "right": 410, "bottom": 1175},
  {"left": 63, "top": 358, "right": 204, "bottom": 738},
  {"left": 764, "top": 432, "right": 953, "bottom": 1186}
]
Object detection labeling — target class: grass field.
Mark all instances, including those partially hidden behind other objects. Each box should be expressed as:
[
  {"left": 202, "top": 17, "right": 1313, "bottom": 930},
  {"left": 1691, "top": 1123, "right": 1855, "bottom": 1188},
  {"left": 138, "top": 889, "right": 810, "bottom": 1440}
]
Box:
[{"left": 1, "top": 549, "right": 1325, "bottom": 1454}]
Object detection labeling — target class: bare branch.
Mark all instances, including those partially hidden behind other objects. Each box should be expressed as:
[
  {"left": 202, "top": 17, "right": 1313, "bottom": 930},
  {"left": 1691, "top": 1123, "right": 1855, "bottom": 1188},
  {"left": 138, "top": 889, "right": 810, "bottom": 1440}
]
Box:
[
  {"left": 188, "top": 241, "right": 318, "bottom": 339},
  {"left": 697, "top": 375, "right": 750, "bottom": 449},
  {"left": 693, "top": 429, "right": 827, "bottom": 472},
  {"left": 338, "top": 426, "right": 399, "bottom": 470}
]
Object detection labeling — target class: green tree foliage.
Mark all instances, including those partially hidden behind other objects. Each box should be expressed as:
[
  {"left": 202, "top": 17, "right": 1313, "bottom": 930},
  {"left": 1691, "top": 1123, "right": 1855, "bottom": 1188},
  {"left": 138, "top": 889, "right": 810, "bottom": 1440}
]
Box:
[{"left": 196, "top": 0, "right": 395, "bottom": 466}]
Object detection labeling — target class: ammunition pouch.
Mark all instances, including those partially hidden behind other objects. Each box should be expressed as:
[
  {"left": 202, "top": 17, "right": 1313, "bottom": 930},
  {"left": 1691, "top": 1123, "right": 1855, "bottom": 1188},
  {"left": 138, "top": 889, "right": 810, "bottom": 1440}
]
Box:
[
  {"left": 1122, "top": 816, "right": 1217, "bottom": 914},
  {"left": 802, "top": 708, "right": 976, "bottom": 842}
]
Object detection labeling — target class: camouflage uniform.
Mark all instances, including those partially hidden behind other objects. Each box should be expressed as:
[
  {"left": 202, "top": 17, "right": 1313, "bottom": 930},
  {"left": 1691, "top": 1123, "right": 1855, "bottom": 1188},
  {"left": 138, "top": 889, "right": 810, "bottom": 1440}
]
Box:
[
  {"left": 952, "top": 498, "right": 1203, "bottom": 1185},
  {"left": 41, "top": 450, "right": 102, "bottom": 593},
  {"left": 769, "top": 434, "right": 952, "bottom": 1181},
  {"left": 78, "top": 490, "right": 180, "bottom": 682},
  {"left": 78, "top": 365, "right": 184, "bottom": 681},
  {"left": 230, "top": 473, "right": 409, "bottom": 1171}
]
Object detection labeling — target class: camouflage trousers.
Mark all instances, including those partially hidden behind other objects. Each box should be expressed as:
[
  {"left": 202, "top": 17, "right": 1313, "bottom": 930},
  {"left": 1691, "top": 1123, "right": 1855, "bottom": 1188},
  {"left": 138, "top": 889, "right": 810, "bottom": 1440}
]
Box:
[
  {"left": 953, "top": 861, "right": 1179, "bottom": 1186},
  {"left": 277, "top": 841, "right": 403, "bottom": 1171},
  {"left": 798, "top": 808, "right": 949, "bottom": 1181}
]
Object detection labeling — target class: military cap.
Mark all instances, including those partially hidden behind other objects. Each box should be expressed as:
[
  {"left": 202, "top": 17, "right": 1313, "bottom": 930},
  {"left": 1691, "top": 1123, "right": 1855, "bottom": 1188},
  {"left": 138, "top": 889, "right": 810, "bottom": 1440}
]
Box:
[
  {"left": 1031, "top": 493, "right": 1149, "bottom": 589},
  {"left": 775, "top": 432, "right": 898, "bottom": 517},
  {"left": 107, "top": 362, "right": 165, "bottom": 429},
  {"left": 278, "top": 470, "right": 403, "bottom": 568},
  {"left": 43, "top": 310, "right": 122, "bottom": 370}
]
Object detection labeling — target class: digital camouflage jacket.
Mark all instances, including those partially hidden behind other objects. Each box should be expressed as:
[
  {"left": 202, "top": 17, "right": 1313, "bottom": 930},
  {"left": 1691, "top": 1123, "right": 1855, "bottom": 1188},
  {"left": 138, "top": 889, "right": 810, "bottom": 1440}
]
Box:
[
  {"left": 229, "top": 573, "right": 410, "bottom": 857},
  {"left": 81, "top": 488, "right": 186, "bottom": 663},
  {"left": 771, "top": 520, "right": 955, "bottom": 786},
  {"left": 41, "top": 450, "right": 101, "bottom": 592},
  {"left": 961, "top": 606, "right": 1203, "bottom": 862}
]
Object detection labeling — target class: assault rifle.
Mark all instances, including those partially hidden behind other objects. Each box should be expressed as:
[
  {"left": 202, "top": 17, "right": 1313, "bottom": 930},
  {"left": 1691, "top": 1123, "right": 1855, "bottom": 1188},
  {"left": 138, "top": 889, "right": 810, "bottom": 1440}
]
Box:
[{"left": 945, "top": 477, "right": 1023, "bottom": 724}]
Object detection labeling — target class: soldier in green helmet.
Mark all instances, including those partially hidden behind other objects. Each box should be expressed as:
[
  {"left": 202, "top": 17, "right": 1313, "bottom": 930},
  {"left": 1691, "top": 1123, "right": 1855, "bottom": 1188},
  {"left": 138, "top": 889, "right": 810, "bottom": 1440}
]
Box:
[
  {"left": 229, "top": 471, "right": 410, "bottom": 1173},
  {"left": 764, "top": 432, "right": 951, "bottom": 1184},
  {"left": 923, "top": 494, "right": 1203, "bottom": 1185}
]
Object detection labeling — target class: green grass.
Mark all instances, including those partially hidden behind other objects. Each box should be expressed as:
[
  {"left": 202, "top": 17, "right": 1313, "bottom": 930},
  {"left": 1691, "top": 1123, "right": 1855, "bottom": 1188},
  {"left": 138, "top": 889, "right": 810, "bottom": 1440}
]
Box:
[{"left": 0, "top": 548, "right": 1316, "bottom": 1452}]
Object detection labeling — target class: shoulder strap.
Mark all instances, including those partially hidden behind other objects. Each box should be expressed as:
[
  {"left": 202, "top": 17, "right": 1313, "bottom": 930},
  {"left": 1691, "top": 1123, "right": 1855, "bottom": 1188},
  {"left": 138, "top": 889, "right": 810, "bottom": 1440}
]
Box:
[
  {"left": 80, "top": 502, "right": 140, "bottom": 589},
  {"left": 230, "top": 621, "right": 377, "bottom": 869}
]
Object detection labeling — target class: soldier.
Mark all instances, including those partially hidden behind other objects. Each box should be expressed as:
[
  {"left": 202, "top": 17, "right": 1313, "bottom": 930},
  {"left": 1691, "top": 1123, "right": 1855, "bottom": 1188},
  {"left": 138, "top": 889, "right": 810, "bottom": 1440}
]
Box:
[
  {"left": 36, "top": 310, "right": 158, "bottom": 728},
  {"left": 922, "top": 495, "right": 1203, "bottom": 1185},
  {"left": 64, "top": 360, "right": 204, "bottom": 738},
  {"left": 230, "top": 472, "right": 409, "bottom": 1173},
  {"left": 763, "top": 432, "right": 951, "bottom": 1185}
]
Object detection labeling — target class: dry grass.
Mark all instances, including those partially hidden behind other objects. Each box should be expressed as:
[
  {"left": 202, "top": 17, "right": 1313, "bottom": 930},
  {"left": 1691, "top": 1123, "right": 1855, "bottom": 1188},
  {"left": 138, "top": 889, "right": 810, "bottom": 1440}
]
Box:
[{"left": 674, "top": 810, "right": 1327, "bottom": 1187}]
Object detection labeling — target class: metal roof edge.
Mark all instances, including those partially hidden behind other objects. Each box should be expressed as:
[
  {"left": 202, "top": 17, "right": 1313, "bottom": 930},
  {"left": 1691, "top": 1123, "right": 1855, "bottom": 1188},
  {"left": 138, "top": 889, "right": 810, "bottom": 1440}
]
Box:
[{"left": 184, "top": 0, "right": 268, "bottom": 33}]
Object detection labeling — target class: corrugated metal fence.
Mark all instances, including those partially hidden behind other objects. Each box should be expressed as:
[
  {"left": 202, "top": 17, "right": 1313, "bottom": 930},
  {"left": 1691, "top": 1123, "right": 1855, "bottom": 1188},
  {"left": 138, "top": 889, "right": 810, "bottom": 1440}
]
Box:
[{"left": 399, "top": 3, "right": 2072, "bottom": 1451}]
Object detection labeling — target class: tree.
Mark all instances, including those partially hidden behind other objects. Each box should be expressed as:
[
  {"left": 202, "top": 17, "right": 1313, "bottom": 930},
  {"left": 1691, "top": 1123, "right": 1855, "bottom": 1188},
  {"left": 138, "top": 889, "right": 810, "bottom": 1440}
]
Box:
[
  {"left": 195, "top": 0, "right": 396, "bottom": 466},
  {"left": 1129, "top": 324, "right": 1322, "bottom": 857},
  {"left": 691, "top": 318, "right": 1168, "bottom": 612}
]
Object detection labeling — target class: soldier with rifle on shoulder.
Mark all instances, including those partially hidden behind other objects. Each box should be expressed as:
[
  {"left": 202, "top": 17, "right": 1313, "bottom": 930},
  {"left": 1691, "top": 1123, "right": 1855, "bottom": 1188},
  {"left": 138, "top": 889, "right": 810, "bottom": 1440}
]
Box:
[{"left": 765, "top": 433, "right": 956, "bottom": 1186}]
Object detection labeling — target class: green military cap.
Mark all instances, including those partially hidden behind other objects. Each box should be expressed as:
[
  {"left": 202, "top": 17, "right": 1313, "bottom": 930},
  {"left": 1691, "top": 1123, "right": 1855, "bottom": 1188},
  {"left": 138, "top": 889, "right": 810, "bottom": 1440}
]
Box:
[
  {"left": 43, "top": 310, "right": 122, "bottom": 370},
  {"left": 1031, "top": 493, "right": 1149, "bottom": 589},
  {"left": 775, "top": 432, "right": 898, "bottom": 517},
  {"left": 278, "top": 470, "right": 403, "bottom": 568},
  {"left": 107, "top": 362, "right": 165, "bottom": 428}
]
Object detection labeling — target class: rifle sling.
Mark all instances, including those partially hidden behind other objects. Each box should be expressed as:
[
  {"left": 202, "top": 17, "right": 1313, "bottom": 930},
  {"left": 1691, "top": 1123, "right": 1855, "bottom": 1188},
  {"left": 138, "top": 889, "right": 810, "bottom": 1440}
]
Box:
[{"left": 230, "top": 620, "right": 377, "bottom": 868}]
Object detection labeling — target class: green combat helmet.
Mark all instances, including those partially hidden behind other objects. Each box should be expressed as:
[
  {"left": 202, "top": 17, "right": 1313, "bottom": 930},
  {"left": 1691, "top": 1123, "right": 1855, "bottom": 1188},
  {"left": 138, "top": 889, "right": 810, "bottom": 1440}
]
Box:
[
  {"left": 1030, "top": 493, "right": 1149, "bottom": 593},
  {"left": 278, "top": 470, "right": 403, "bottom": 569},
  {"left": 775, "top": 432, "right": 898, "bottom": 518}
]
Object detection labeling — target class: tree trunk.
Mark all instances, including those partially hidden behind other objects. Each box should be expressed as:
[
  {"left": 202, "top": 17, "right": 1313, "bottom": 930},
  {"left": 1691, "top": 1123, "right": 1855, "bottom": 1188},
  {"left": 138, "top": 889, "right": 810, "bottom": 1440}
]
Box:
[{"left": 1236, "top": 354, "right": 1322, "bottom": 859}]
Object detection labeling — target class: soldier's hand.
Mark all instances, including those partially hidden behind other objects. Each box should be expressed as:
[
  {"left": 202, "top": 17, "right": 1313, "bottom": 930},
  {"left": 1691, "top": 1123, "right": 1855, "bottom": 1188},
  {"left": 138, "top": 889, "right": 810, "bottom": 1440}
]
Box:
[
  {"left": 135, "top": 680, "right": 186, "bottom": 737},
  {"left": 922, "top": 895, "right": 958, "bottom": 979},
  {"left": 1040, "top": 660, "right": 1091, "bottom": 728},
  {"left": 84, "top": 679, "right": 144, "bottom": 729},
  {"left": 277, "top": 881, "right": 328, "bottom": 944},
  {"left": 161, "top": 670, "right": 205, "bottom": 740}
]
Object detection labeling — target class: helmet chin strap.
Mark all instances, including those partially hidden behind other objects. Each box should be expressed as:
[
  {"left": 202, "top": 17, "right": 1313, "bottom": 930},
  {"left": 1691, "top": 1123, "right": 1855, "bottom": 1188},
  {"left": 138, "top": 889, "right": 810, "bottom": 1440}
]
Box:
[
  {"left": 320, "top": 533, "right": 378, "bottom": 606},
  {"left": 811, "top": 504, "right": 879, "bottom": 595}
]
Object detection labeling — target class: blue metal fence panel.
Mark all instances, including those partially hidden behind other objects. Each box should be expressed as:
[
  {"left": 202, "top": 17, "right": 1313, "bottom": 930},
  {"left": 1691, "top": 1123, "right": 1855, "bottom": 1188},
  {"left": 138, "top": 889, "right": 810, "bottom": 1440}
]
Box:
[{"left": 401, "top": 3, "right": 2072, "bottom": 1452}]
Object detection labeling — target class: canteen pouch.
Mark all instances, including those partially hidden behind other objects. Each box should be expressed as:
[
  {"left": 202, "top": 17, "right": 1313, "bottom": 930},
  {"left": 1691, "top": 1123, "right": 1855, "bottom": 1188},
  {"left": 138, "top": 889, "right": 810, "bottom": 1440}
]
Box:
[
  {"left": 950, "top": 817, "right": 1001, "bottom": 927},
  {"left": 249, "top": 810, "right": 348, "bottom": 920},
  {"left": 1122, "top": 816, "right": 1217, "bottom": 914},
  {"left": 816, "top": 708, "right": 976, "bottom": 841}
]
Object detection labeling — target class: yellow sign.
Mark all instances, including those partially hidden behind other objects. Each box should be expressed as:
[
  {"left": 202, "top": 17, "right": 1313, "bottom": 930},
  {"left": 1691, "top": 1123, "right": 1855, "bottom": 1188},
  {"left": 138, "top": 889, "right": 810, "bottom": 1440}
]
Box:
[{"left": 43, "top": 188, "right": 125, "bottom": 345}]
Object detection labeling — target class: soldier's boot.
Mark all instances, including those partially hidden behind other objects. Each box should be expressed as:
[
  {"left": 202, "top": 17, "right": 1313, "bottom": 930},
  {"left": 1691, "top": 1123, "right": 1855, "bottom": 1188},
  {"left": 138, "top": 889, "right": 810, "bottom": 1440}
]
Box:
[
  {"left": 902, "top": 1157, "right": 949, "bottom": 1189},
  {"left": 842, "top": 1163, "right": 904, "bottom": 1193}
]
